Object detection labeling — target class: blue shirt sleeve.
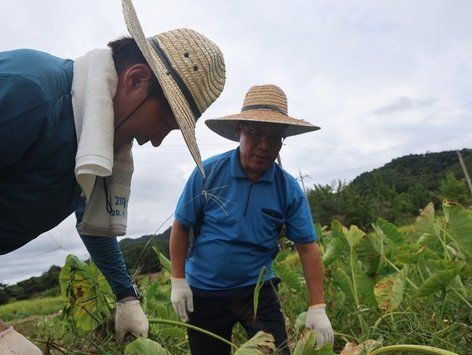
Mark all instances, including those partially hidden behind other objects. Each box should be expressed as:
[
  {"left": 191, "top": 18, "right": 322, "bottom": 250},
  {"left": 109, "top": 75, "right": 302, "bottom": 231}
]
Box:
[
  {"left": 174, "top": 167, "right": 205, "bottom": 228},
  {"left": 80, "top": 235, "right": 134, "bottom": 297},
  {"left": 285, "top": 182, "right": 317, "bottom": 243},
  {"left": 0, "top": 76, "right": 49, "bottom": 170}
]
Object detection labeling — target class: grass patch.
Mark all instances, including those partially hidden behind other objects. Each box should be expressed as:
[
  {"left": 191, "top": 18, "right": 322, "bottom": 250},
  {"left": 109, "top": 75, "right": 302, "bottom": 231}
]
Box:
[{"left": 0, "top": 296, "right": 64, "bottom": 321}]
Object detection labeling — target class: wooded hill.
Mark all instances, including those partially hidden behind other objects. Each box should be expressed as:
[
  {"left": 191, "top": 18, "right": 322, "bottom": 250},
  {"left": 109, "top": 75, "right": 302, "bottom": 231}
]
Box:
[
  {"left": 2, "top": 148, "right": 471, "bottom": 303},
  {"left": 308, "top": 148, "right": 472, "bottom": 229}
]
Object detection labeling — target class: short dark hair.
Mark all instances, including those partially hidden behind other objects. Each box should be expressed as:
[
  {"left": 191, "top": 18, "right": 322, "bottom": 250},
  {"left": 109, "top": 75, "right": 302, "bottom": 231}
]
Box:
[{"left": 108, "top": 36, "right": 164, "bottom": 99}]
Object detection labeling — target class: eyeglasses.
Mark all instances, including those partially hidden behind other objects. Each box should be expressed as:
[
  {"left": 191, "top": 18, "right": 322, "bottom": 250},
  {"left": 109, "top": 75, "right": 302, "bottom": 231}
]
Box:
[{"left": 243, "top": 125, "right": 286, "bottom": 146}]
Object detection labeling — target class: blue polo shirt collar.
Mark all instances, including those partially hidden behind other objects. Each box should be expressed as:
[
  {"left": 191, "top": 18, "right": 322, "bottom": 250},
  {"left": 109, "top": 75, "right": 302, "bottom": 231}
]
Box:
[{"left": 230, "top": 148, "right": 275, "bottom": 182}]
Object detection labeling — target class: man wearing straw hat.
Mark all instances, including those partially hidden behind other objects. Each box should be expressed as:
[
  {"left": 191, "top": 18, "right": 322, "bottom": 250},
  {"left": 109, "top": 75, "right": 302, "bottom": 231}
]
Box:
[
  {"left": 170, "top": 84, "right": 334, "bottom": 354},
  {"left": 0, "top": 0, "right": 225, "bottom": 352}
]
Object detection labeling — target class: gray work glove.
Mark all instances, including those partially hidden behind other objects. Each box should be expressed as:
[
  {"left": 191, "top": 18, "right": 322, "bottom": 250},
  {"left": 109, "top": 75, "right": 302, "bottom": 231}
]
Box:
[
  {"left": 115, "top": 299, "right": 149, "bottom": 343},
  {"left": 171, "top": 277, "right": 193, "bottom": 322},
  {"left": 305, "top": 304, "right": 334, "bottom": 348},
  {"left": 0, "top": 326, "right": 42, "bottom": 354}
]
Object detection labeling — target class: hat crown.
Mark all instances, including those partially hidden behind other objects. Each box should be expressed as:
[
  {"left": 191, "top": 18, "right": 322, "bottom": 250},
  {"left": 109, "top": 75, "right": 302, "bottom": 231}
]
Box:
[
  {"left": 242, "top": 84, "right": 288, "bottom": 115},
  {"left": 155, "top": 29, "right": 226, "bottom": 117}
]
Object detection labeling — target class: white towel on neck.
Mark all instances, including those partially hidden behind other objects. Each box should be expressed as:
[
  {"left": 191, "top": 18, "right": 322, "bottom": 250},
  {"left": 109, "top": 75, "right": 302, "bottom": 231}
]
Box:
[{"left": 72, "top": 48, "right": 133, "bottom": 237}]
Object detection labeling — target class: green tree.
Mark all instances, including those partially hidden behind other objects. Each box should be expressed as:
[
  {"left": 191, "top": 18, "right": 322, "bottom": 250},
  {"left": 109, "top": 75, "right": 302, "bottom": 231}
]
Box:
[{"left": 439, "top": 171, "right": 470, "bottom": 205}]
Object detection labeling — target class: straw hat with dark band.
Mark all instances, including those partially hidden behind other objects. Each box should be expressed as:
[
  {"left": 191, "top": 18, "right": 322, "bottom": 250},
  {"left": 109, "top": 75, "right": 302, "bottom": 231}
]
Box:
[
  {"left": 122, "top": 0, "right": 226, "bottom": 174},
  {"left": 205, "top": 84, "right": 320, "bottom": 142}
]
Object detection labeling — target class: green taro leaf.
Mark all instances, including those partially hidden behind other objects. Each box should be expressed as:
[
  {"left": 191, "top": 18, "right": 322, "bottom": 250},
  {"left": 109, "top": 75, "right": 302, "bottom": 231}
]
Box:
[
  {"left": 442, "top": 202, "right": 472, "bottom": 262},
  {"left": 333, "top": 268, "right": 354, "bottom": 302},
  {"left": 352, "top": 260, "right": 377, "bottom": 308},
  {"left": 274, "top": 263, "right": 303, "bottom": 293},
  {"left": 413, "top": 203, "right": 436, "bottom": 233},
  {"left": 373, "top": 218, "right": 405, "bottom": 245},
  {"left": 295, "top": 311, "right": 307, "bottom": 331},
  {"left": 344, "top": 225, "right": 366, "bottom": 249},
  {"left": 294, "top": 331, "right": 336, "bottom": 355},
  {"left": 374, "top": 266, "right": 408, "bottom": 313},
  {"left": 357, "top": 235, "right": 380, "bottom": 275},
  {"left": 124, "top": 337, "right": 170, "bottom": 355},
  {"left": 234, "top": 331, "right": 276, "bottom": 354},
  {"left": 322, "top": 237, "right": 347, "bottom": 268},
  {"left": 418, "top": 264, "right": 465, "bottom": 297},
  {"left": 59, "top": 255, "right": 114, "bottom": 331},
  {"left": 294, "top": 331, "right": 316, "bottom": 355},
  {"left": 153, "top": 246, "right": 172, "bottom": 273}
]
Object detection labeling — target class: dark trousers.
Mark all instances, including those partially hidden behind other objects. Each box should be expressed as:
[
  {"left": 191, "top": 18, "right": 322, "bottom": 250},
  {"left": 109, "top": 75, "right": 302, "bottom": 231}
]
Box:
[{"left": 188, "top": 282, "right": 290, "bottom": 355}]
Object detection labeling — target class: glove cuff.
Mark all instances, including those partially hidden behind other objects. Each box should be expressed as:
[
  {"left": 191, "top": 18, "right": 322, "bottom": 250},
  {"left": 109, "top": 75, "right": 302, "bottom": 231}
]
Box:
[
  {"left": 116, "top": 284, "right": 141, "bottom": 301},
  {"left": 309, "top": 303, "right": 326, "bottom": 309},
  {"left": 171, "top": 277, "right": 189, "bottom": 286}
]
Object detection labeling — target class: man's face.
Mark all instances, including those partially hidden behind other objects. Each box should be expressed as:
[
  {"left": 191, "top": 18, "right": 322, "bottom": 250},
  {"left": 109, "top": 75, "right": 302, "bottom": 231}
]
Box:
[
  {"left": 238, "top": 122, "right": 286, "bottom": 180},
  {"left": 114, "top": 95, "right": 179, "bottom": 150}
]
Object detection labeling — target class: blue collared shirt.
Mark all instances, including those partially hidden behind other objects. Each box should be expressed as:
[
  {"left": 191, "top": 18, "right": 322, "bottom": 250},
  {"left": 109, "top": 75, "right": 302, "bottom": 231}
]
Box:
[{"left": 175, "top": 148, "right": 316, "bottom": 290}]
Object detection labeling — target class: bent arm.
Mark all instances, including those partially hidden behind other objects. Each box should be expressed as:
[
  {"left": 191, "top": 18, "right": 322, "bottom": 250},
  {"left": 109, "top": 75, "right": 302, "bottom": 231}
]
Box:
[
  {"left": 80, "top": 235, "right": 135, "bottom": 300},
  {"left": 295, "top": 241, "right": 325, "bottom": 305},
  {"left": 170, "top": 219, "right": 190, "bottom": 278}
]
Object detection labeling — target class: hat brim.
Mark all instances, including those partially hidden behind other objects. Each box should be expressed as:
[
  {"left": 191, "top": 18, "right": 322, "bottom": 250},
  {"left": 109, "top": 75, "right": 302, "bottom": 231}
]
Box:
[
  {"left": 122, "top": 0, "right": 203, "bottom": 174},
  {"left": 205, "top": 109, "right": 320, "bottom": 142}
]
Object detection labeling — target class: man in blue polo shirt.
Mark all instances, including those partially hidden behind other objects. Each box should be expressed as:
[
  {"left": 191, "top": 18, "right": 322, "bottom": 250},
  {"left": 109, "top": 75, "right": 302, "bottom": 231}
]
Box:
[{"left": 169, "top": 84, "right": 334, "bottom": 354}]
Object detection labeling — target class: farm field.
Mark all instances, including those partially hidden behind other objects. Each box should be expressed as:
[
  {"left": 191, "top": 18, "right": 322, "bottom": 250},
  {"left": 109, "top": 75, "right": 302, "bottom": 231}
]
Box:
[{"left": 1, "top": 202, "right": 471, "bottom": 354}]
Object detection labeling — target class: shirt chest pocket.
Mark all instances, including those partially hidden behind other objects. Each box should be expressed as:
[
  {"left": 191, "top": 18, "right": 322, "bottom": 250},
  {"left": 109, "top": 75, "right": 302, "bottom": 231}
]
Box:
[{"left": 260, "top": 208, "right": 285, "bottom": 234}]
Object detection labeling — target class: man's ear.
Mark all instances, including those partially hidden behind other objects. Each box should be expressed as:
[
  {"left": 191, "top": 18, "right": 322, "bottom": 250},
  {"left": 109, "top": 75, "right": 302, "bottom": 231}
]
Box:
[{"left": 123, "top": 64, "right": 152, "bottom": 93}]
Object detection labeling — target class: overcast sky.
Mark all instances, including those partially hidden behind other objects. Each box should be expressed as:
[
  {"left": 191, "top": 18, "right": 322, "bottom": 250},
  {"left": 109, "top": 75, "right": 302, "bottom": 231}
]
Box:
[{"left": 1, "top": 0, "right": 471, "bottom": 284}]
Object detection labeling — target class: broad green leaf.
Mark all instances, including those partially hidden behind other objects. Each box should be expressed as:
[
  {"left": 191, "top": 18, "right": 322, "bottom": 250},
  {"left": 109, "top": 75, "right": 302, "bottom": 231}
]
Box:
[
  {"left": 352, "top": 260, "right": 377, "bottom": 308},
  {"left": 124, "top": 337, "right": 170, "bottom": 355},
  {"left": 315, "top": 223, "right": 327, "bottom": 241},
  {"left": 357, "top": 236, "right": 380, "bottom": 275},
  {"left": 412, "top": 203, "right": 435, "bottom": 238},
  {"left": 294, "top": 331, "right": 316, "bottom": 355},
  {"left": 274, "top": 264, "right": 303, "bottom": 293},
  {"left": 442, "top": 202, "right": 472, "bottom": 262},
  {"left": 418, "top": 264, "right": 465, "bottom": 297},
  {"left": 279, "top": 252, "right": 301, "bottom": 267},
  {"left": 367, "top": 232, "right": 384, "bottom": 256},
  {"left": 294, "top": 331, "right": 336, "bottom": 355},
  {"left": 295, "top": 312, "right": 307, "bottom": 331},
  {"left": 333, "top": 268, "right": 354, "bottom": 302},
  {"left": 153, "top": 246, "right": 172, "bottom": 273},
  {"left": 234, "top": 331, "right": 276, "bottom": 354},
  {"left": 322, "top": 237, "right": 347, "bottom": 268},
  {"left": 59, "top": 255, "right": 114, "bottom": 331},
  {"left": 344, "top": 225, "right": 365, "bottom": 249},
  {"left": 374, "top": 267, "right": 408, "bottom": 313},
  {"left": 331, "top": 220, "right": 347, "bottom": 241},
  {"left": 373, "top": 218, "right": 405, "bottom": 245}
]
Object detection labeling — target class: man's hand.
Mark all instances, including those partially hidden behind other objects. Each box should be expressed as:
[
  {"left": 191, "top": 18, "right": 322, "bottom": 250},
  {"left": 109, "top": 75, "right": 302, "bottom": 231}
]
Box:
[
  {"left": 115, "top": 299, "right": 149, "bottom": 343},
  {"left": 0, "top": 326, "right": 42, "bottom": 354},
  {"left": 171, "top": 277, "right": 193, "bottom": 322},
  {"left": 305, "top": 304, "right": 334, "bottom": 348}
]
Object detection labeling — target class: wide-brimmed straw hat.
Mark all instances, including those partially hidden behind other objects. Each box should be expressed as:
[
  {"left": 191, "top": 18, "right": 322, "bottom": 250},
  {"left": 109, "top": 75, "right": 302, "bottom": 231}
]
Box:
[
  {"left": 205, "top": 84, "right": 319, "bottom": 142},
  {"left": 122, "top": 0, "right": 226, "bottom": 174}
]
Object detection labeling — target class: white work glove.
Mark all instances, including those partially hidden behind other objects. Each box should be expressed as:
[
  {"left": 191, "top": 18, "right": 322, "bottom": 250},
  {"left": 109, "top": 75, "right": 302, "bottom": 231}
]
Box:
[
  {"left": 115, "top": 299, "right": 149, "bottom": 344},
  {"left": 171, "top": 277, "right": 193, "bottom": 322},
  {"left": 0, "top": 326, "right": 42, "bottom": 354},
  {"left": 305, "top": 304, "right": 334, "bottom": 348}
]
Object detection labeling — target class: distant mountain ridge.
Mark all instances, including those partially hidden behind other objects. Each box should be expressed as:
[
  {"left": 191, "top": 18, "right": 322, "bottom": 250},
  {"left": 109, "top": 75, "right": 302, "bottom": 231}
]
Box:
[{"left": 308, "top": 148, "right": 472, "bottom": 229}]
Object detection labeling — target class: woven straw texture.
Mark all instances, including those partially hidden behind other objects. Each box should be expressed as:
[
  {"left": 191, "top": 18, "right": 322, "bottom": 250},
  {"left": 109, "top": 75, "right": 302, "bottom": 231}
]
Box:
[
  {"left": 122, "top": 0, "right": 226, "bottom": 174},
  {"left": 206, "top": 84, "right": 320, "bottom": 142}
]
